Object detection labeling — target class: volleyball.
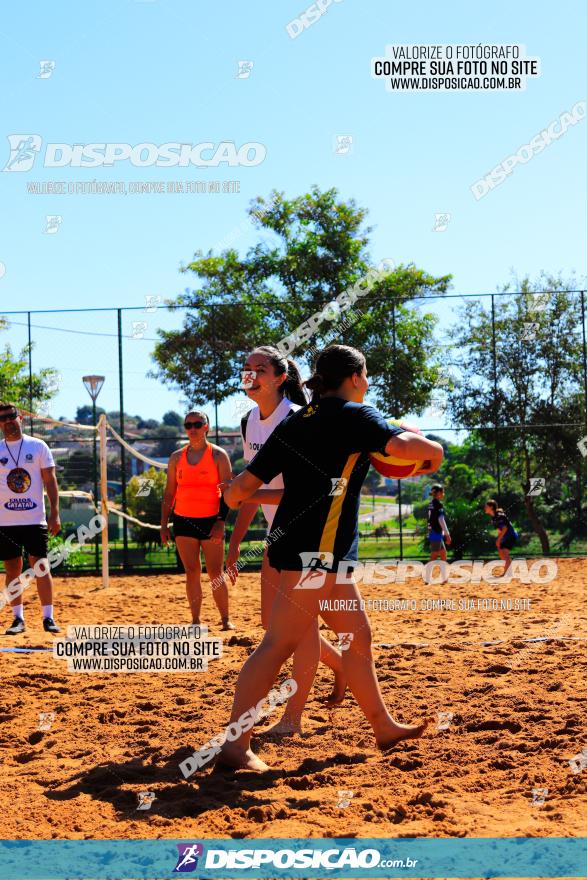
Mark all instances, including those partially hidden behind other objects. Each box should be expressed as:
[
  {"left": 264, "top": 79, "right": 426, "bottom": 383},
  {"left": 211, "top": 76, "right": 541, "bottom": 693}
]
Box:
[{"left": 369, "top": 418, "right": 425, "bottom": 478}]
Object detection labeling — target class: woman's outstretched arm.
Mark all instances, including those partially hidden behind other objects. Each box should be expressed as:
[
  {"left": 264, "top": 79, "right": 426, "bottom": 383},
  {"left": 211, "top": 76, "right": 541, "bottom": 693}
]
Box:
[
  {"left": 386, "top": 431, "right": 444, "bottom": 474},
  {"left": 222, "top": 470, "right": 264, "bottom": 508}
]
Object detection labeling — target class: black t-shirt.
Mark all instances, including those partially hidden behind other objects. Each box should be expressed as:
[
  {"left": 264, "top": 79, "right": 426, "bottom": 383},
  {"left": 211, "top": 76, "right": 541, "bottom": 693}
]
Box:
[
  {"left": 427, "top": 497, "right": 445, "bottom": 534},
  {"left": 246, "top": 397, "right": 403, "bottom": 569},
  {"left": 492, "top": 512, "right": 515, "bottom": 536}
]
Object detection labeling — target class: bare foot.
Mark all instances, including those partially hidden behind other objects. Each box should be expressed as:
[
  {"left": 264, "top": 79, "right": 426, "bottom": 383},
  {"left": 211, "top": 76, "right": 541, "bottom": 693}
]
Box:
[
  {"left": 259, "top": 716, "right": 302, "bottom": 737},
  {"left": 221, "top": 618, "right": 236, "bottom": 630},
  {"left": 322, "top": 671, "right": 347, "bottom": 708},
  {"left": 216, "top": 742, "right": 269, "bottom": 772},
  {"left": 376, "top": 718, "right": 430, "bottom": 751}
]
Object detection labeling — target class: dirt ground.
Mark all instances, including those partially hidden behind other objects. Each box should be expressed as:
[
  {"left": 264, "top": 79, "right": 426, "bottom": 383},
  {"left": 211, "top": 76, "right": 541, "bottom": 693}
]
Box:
[{"left": 0, "top": 558, "right": 586, "bottom": 845}]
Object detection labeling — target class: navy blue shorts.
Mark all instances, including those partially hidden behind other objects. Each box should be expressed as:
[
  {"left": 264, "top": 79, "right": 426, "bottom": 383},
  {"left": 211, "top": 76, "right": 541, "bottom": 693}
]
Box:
[
  {"left": 268, "top": 554, "right": 358, "bottom": 575},
  {"left": 268, "top": 531, "right": 359, "bottom": 575},
  {"left": 428, "top": 530, "right": 445, "bottom": 551},
  {"left": 499, "top": 534, "right": 517, "bottom": 551}
]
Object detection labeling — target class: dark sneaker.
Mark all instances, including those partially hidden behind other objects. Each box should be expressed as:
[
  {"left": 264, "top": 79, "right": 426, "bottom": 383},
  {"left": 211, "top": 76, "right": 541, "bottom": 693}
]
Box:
[
  {"left": 5, "top": 616, "right": 26, "bottom": 635},
  {"left": 43, "top": 617, "right": 60, "bottom": 634}
]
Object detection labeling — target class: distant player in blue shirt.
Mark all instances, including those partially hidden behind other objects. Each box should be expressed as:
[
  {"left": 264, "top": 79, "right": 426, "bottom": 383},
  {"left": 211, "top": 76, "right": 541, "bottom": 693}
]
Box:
[
  {"left": 485, "top": 499, "right": 518, "bottom": 578},
  {"left": 427, "top": 484, "right": 451, "bottom": 559}
]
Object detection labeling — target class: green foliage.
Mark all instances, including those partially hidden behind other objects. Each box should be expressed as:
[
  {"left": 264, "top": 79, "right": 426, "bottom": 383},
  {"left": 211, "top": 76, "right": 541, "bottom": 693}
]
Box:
[
  {"left": 150, "top": 186, "right": 451, "bottom": 414},
  {"left": 75, "top": 404, "right": 106, "bottom": 425},
  {"left": 363, "top": 468, "right": 384, "bottom": 496},
  {"left": 412, "top": 499, "right": 428, "bottom": 522},
  {"left": 126, "top": 467, "right": 168, "bottom": 546},
  {"left": 162, "top": 410, "right": 183, "bottom": 427},
  {"left": 446, "top": 275, "right": 586, "bottom": 553},
  {"left": 348, "top": 267, "right": 451, "bottom": 415},
  {"left": 397, "top": 478, "right": 426, "bottom": 503},
  {"left": 0, "top": 322, "right": 60, "bottom": 410},
  {"left": 444, "top": 462, "right": 477, "bottom": 496},
  {"left": 230, "top": 452, "right": 245, "bottom": 470},
  {"left": 442, "top": 498, "right": 492, "bottom": 559},
  {"left": 414, "top": 496, "right": 492, "bottom": 559},
  {"left": 47, "top": 524, "right": 88, "bottom": 569},
  {"left": 140, "top": 424, "right": 182, "bottom": 458},
  {"left": 60, "top": 449, "right": 94, "bottom": 490}
]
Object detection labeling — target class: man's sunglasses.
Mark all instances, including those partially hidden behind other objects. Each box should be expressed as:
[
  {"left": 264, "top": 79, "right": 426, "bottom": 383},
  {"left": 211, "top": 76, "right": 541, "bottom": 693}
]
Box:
[
  {"left": 184, "top": 420, "right": 206, "bottom": 429},
  {"left": 0, "top": 411, "right": 18, "bottom": 423}
]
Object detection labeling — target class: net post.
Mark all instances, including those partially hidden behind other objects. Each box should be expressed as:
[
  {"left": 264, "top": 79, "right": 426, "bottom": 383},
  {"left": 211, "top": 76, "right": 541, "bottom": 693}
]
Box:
[
  {"left": 490, "top": 294, "right": 501, "bottom": 499},
  {"left": 581, "top": 291, "right": 587, "bottom": 429},
  {"left": 117, "top": 309, "right": 129, "bottom": 572},
  {"left": 27, "top": 312, "right": 34, "bottom": 436},
  {"left": 98, "top": 414, "right": 109, "bottom": 589},
  {"left": 391, "top": 300, "right": 403, "bottom": 561},
  {"left": 212, "top": 305, "right": 220, "bottom": 444}
]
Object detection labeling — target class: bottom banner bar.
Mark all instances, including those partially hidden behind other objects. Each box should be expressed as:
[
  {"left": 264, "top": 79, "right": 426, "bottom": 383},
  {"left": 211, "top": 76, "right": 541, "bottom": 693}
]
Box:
[{"left": 0, "top": 837, "right": 585, "bottom": 879}]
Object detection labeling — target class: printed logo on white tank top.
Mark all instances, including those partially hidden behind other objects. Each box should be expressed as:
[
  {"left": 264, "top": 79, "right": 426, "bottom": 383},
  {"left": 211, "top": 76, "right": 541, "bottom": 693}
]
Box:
[{"left": 243, "top": 397, "right": 301, "bottom": 528}]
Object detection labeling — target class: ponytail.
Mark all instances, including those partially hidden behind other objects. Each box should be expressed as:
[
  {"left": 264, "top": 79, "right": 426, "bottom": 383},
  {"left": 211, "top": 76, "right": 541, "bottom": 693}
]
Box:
[
  {"left": 305, "top": 344, "right": 366, "bottom": 403},
  {"left": 250, "top": 346, "right": 308, "bottom": 406},
  {"left": 282, "top": 359, "right": 308, "bottom": 406},
  {"left": 305, "top": 372, "right": 326, "bottom": 399}
]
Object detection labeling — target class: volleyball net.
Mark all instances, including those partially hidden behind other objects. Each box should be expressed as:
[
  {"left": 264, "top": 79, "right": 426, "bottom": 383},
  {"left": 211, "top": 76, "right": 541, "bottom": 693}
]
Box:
[{"left": 6, "top": 291, "right": 587, "bottom": 575}]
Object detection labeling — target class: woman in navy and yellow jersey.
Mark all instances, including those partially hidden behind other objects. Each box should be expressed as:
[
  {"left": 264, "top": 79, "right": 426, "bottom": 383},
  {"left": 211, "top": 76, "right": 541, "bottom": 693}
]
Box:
[
  {"left": 227, "top": 345, "right": 345, "bottom": 734},
  {"left": 220, "top": 344, "right": 444, "bottom": 771}
]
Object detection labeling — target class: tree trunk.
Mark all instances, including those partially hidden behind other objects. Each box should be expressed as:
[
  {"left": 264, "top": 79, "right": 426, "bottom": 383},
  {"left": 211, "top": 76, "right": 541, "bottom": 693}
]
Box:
[
  {"left": 576, "top": 467, "right": 583, "bottom": 534},
  {"left": 524, "top": 495, "right": 550, "bottom": 555},
  {"left": 523, "top": 446, "right": 550, "bottom": 555}
]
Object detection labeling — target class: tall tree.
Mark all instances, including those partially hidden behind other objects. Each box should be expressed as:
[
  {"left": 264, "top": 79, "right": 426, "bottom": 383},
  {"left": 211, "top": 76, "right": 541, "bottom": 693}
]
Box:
[
  {"left": 0, "top": 320, "right": 59, "bottom": 411},
  {"left": 151, "top": 187, "right": 451, "bottom": 415},
  {"left": 447, "top": 274, "right": 584, "bottom": 553},
  {"left": 162, "top": 410, "right": 183, "bottom": 427},
  {"left": 76, "top": 404, "right": 106, "bottom": 425}
]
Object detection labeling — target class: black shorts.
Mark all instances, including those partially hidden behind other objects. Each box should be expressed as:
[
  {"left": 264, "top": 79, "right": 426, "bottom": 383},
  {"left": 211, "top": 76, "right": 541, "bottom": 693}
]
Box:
[
  {"left": 172, "top": 513, "right": 219, "bottom": 541},
  {"left": 0, "top": 524, "right": 49, "bottom": 561},
  {"left": 267, "top": 551, "right": 357, "bottom": 575},
  {"left": 268, "top": 532, "right": 359, "bottom": 575},
  {"left": 499, "top": 534, "right": 517, "bottom": 551}
]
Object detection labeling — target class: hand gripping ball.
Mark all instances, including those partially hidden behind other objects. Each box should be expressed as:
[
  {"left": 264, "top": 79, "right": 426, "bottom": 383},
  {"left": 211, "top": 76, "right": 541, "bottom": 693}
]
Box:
[{"left": 369, "top": 418, "right": 425, "bottom": 478}]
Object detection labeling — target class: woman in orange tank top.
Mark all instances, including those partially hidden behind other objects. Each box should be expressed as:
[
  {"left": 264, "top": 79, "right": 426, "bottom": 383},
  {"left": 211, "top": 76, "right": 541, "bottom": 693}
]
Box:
[{"left": 161, "top": 410, "right": 234, "bottom": 629}]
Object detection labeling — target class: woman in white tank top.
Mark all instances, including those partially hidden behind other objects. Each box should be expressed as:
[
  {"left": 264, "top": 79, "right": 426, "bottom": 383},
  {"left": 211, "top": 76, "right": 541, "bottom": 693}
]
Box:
[{"left": 226, "top": 346, "right": 345, "bottom": 734}]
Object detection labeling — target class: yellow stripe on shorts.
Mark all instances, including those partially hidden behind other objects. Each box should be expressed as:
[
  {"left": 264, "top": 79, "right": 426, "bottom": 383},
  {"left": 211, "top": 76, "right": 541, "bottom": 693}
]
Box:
[{"left": 318, "top": 452, "right": 361, "bottom": 556}]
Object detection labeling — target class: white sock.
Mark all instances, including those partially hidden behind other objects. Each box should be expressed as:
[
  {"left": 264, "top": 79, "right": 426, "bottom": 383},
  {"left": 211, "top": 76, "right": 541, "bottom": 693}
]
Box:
[
  {"left": 42, "top": 604, "right": 53, "bottom": 620},
  {"left": 12, "top": 604, "right": 24, "bottom": 620}
]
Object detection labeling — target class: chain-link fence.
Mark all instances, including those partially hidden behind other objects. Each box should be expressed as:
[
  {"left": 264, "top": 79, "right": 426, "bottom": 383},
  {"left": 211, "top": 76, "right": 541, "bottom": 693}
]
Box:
[{"left": 3, "top": 286, "right": 587, "bottom": 572}]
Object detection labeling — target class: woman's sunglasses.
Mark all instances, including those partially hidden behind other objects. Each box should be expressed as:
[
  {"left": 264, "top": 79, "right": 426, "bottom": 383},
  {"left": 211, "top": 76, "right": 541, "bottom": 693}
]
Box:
[
  {"left": 0, "top": 411, "right": 18, "bottom": 423},
  {"left": 184, "top": 420, "right": 206, "bottom": 429}
]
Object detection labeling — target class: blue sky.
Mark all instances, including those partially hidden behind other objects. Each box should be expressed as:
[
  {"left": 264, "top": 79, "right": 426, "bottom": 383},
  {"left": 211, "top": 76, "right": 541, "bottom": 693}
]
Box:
[{"left": 0, "top": 0, "right": 585, "bottom": 433}]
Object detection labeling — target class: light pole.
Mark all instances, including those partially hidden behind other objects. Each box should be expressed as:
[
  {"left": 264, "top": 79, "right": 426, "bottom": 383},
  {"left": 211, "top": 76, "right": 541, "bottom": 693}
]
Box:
[{"left": 83, "top": 375, "right": 105, "bottom": 571}]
